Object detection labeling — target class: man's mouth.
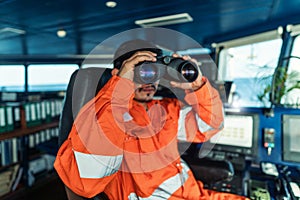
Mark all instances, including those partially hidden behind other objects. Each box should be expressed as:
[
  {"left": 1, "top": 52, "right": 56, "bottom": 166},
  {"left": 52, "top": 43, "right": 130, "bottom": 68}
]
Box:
[{"left": 138, "top": 84, "right": 156, "bottom": 92}]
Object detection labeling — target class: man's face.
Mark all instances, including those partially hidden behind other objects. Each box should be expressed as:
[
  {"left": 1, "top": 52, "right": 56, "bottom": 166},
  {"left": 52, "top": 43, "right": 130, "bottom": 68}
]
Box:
[{"left": 134, "top": 81, "right": 159, "bottom": 102}]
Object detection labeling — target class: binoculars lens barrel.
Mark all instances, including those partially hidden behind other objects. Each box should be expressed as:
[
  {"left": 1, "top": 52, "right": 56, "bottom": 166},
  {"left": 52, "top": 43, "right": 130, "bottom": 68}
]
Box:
[
  {"left": 135, "top": 63, "right": 160, "bottom": 84},
  {"left": 134, "top": 56, "right": 199, "bottom": 84},
  {"left": 180, "top": 62, "right": 198, "bottom": 83}
]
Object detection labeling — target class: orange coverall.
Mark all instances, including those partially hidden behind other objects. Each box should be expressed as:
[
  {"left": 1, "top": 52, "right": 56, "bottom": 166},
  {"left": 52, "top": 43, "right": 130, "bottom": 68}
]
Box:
[{"left": 54, "top": 75, "right": 249, "bottom": 200}]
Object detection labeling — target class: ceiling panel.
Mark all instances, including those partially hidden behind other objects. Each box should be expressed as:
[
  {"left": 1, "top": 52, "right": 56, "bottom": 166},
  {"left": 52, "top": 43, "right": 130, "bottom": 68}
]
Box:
[{"left": 0, "top": 0, "right": 300, "bottom": 59}]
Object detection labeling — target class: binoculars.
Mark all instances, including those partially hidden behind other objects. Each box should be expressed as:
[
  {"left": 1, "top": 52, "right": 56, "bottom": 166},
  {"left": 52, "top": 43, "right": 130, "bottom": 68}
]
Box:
[{"left": 134, "top": 56, "right": 199, "bottom": 84}]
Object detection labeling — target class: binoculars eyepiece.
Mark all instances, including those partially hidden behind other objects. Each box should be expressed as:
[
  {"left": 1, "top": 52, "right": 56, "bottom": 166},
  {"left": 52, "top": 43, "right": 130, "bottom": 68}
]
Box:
[{"left": 134, "top": 56, "right": 199, "bottom": 84}]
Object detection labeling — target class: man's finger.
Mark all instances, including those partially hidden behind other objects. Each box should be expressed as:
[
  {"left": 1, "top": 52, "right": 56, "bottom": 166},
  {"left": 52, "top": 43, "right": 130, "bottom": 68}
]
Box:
[{"left": 170, "top": 81, "right": 191, "bottom": 90}]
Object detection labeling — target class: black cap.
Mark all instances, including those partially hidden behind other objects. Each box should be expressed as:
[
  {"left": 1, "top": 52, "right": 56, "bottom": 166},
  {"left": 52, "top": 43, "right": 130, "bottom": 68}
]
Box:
[{"left": 113, "top": 39, "right": 162, "bottom": 69}]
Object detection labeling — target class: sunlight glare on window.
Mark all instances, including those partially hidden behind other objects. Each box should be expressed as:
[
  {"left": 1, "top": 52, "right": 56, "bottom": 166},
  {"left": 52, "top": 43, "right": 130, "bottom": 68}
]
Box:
[
  {"left": 0, "top": 65, "right": 25, "bottom": 91},
  {"left": 28, "top": 64, "right": 78, "bottom": 91}
]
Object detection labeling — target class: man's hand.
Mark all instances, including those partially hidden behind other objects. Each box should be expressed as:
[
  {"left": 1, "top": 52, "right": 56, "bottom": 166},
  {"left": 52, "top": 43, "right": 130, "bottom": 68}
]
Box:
[
  {"left": 170, "top": 54, "right": 203, "bottom": 91},
  {"left": 117, "top": 51, "right": 157, "bottom": 81}
]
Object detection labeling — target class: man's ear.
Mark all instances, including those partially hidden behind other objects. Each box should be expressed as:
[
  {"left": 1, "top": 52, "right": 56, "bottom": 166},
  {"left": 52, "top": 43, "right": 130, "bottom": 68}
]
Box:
[{"left": 111, "top": 68, "right": 119, "bottom": 76}]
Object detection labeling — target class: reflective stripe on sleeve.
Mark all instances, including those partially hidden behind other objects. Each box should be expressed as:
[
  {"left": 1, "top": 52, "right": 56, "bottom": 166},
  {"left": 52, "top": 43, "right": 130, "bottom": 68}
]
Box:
[
  {"left": 74, "top": 150, "right": 123, "bottom": 178},
  {"left": 177, "top": 106, "right": 216, "bottom": 140},
  {"left": 195, "top": 114, "right": 215, "bottom": 133},
  {"left": 177, "top": 106, "right": 192, "bottom": 141},
  {"left": 128, "top": 159, "right": 190, "bottom": 200},
  {"left": 196, "top": 106, "right": 225, "bottom": 133}
]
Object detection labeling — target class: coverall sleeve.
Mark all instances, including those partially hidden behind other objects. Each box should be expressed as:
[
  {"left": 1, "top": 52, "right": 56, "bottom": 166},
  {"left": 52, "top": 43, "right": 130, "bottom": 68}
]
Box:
[
  {"left": 177, "top": 77, "right": 224, "bottom": 142},
  {"left": 54, "top": 75, "right": 134, "bottom": 198}
]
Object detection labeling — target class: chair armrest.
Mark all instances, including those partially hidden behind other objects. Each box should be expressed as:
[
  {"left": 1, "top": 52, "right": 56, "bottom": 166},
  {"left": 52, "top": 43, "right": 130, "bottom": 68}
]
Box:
[{"left": 182, "top": 156, "right": 234, "bottom": 185}]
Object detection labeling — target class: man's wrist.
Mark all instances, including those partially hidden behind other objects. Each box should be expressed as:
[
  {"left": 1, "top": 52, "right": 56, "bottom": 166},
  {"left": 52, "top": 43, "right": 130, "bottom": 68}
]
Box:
[{"left": 192, "top": 77, "right": 206, "bottom": 91}]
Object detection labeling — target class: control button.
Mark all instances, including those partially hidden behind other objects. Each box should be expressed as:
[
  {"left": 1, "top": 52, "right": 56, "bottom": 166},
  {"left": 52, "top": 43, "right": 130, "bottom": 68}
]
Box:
[{"left": 290, "top": 182, "right": 300, "bottom": 197}]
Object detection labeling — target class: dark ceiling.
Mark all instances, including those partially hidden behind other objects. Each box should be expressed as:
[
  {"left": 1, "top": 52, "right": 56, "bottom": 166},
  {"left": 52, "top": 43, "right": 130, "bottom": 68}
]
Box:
[{"left": 1, "top": 0, "right": 300, "bottom": 60}]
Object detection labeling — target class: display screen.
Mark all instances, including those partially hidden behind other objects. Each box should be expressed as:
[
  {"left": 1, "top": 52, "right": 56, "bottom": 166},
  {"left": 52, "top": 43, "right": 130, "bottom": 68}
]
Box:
[
  {"left": 283, "top": 114, "right": 300, "bottom": 163},
  {"left": 205, "top": 112, "right": 259, "bottom": 156},
  {"left": 210, "top": 114, "right": 254, "bottom": 148}
]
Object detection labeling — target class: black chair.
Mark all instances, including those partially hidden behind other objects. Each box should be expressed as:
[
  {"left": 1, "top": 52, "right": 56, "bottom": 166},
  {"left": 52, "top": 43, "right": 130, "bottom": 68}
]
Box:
[
  {"left": 58, "top": 67, "right": 111, "bottom": 147},
  {"left": 58, "top": 67, "right": 111, "bottom": 200},
  {"left": 58, "top": 67, "right": 234, "bottom": 200}
]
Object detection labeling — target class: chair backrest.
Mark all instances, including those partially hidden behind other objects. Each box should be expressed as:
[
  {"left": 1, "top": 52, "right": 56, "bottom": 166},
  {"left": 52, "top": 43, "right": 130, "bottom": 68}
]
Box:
[
  {"left": 58, "top": 67, "right": 112, "bottom": 146},
  {"left": 58, "top": 67, "right": 112, "bottom": 200}
]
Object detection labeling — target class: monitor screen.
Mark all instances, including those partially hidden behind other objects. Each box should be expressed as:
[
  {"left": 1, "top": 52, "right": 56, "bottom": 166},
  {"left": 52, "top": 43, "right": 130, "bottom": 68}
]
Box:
[
  {"left": 206, "top": 112, "right": 259, "bottom": 156},
  {"left": 282, "top": 114, "right": 300, "bottom": 163}
]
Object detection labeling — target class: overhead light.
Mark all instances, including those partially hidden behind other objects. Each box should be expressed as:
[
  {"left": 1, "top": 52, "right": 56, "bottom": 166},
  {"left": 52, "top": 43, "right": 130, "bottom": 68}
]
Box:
[
  {"left": 135, "top": 13, "right": 193, "bottom": 27},
  {"left": 57, "top": 29, "right": 67, "bottom": 38},
  {"left": 277, "top": 26, "right": 284, "bottom": 35},
  {"left": 106, "top": 1, "right": 117, "bottom": 8}
]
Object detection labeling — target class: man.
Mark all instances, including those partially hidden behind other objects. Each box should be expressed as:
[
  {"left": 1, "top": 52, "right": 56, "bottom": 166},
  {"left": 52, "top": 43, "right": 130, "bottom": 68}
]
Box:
[{"left": 54, "top": 39, "right": 248, "bottom": 199}]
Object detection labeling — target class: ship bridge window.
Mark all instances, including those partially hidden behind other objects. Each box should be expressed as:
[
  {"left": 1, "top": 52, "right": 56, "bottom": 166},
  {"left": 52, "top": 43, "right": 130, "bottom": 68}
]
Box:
[
  {"left": 284, "top": 35, "right": 300, "bottom": 107},
  {"left": 216, "top": 30, "right": 283, "bottom": 107},
  {"left": 28, "top": 64, "right": 78, "bottom": 92},
  {"left": 0, "top": 65, "right": 25, "bottom": 92}
]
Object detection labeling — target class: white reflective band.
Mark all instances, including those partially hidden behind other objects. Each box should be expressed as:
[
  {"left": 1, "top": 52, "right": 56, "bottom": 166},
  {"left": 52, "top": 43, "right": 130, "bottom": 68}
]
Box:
[
  {"left": 74, "top": 150, "right": 123, "bottom": 178},
  {"left": 177, "top": 106, "right": 192, "bottom": 141},
  {"left": 123, "top": 112, "right": 133, "bottom": 122},
  {"left": 195, "top": 114, "right": 215, "bottom": 133},
  {"left": 128, "top": 160, "right": 190, "bottom": 200}
]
